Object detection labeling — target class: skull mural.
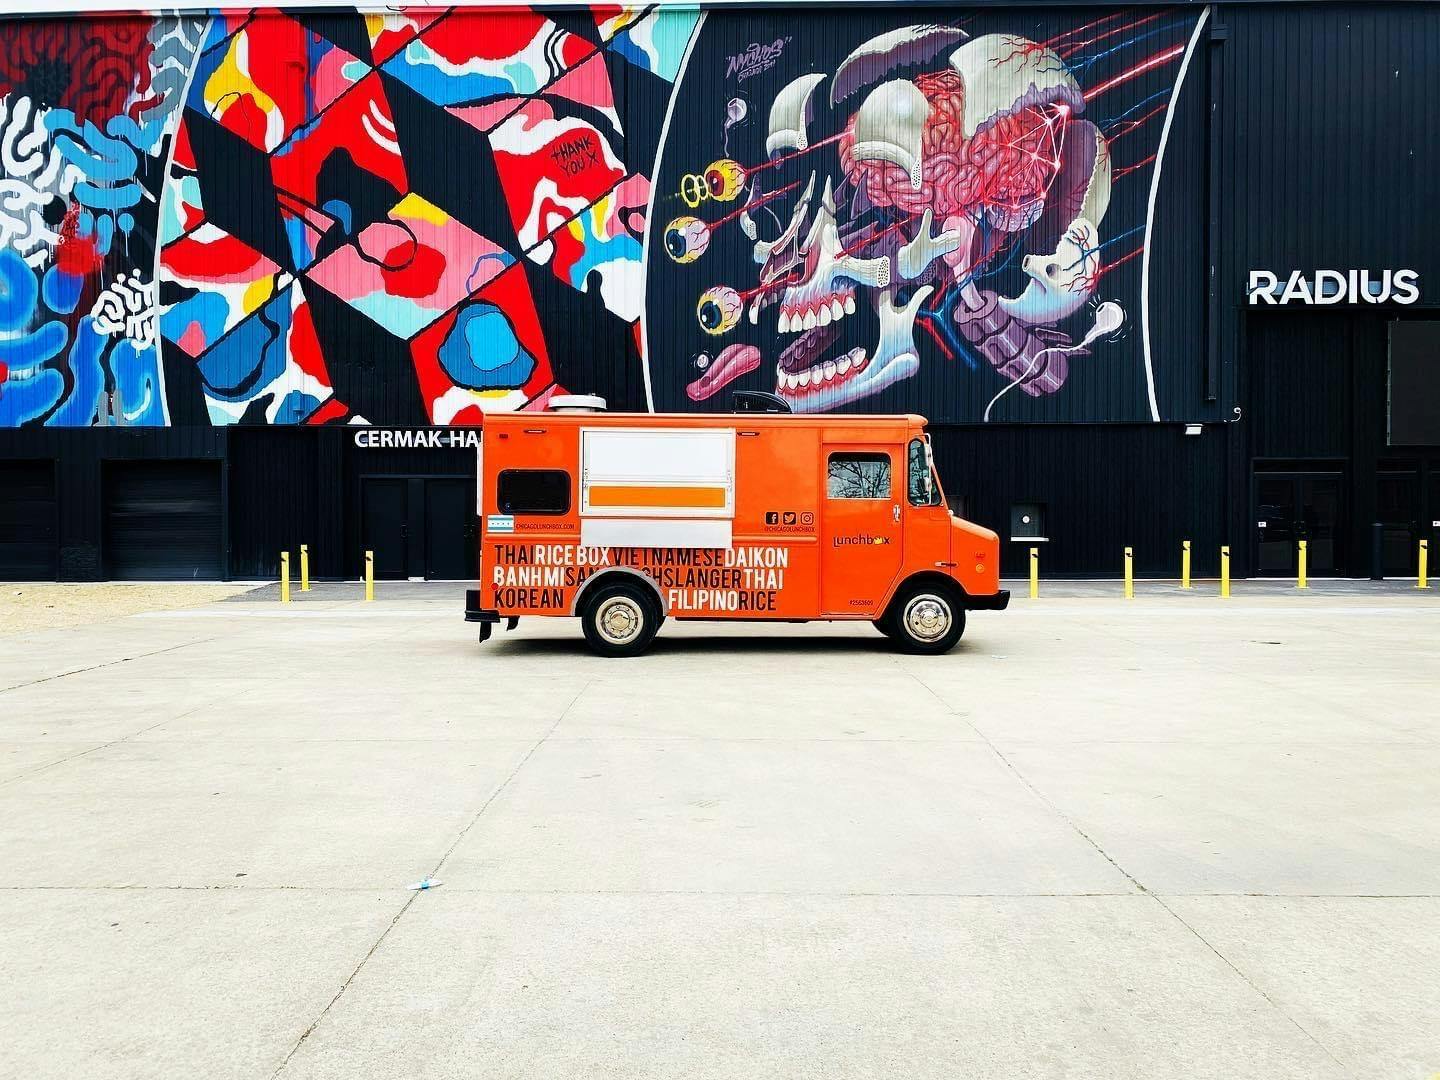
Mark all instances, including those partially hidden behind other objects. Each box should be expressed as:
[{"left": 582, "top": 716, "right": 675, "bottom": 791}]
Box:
[
  {"left": 645, "top": 12, "right": 1181, "bottom": 419},
  {"left": 741, "top": 26, "right": 1119, "bottom": 411}
]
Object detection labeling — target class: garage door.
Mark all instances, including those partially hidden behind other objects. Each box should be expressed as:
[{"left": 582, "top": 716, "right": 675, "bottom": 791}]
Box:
[
  {"left": 0, "top": 461, "right": 58, "bottom": 580},
  {"left": 105, "top": 461, "right": 223, "bottom": 580}
]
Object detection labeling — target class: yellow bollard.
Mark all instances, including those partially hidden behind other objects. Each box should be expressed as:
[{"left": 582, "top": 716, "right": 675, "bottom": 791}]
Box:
[
  {"left": 1420, "top": 539, "right": 1430, "bottom": 590},
  {"left": 1297, "top": 539, "right": 1308, "bottom": 589},
  {"left": 280, "top": 551, "right": 291, "bottom": 604},
  {"left": 300, "top": 544, "right": 310, "bottom": 592},
  {"left": 1124, "top": 546, "right": 1134, "bottom": 599},
  {"left": 1029, "top": 546, "right": 1039, "bottom": 600},
  {"left": 1181, "top": 540, "right": 1192, "bottom": 589},
  {"left": 364, "top": 550, "right": 375, "bottom": 602},
  {"left": 1220, "top": 546, "right": 1231, "bottom": 598}
]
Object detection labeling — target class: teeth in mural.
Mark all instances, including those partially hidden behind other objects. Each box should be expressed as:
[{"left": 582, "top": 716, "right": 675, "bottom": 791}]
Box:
[
  {"left": 830, "top": 298, "right": 844, "bottom": 321},
  {"left": 749, "top": 301, "right": 760, "bottom": 325},
  {"left": 796, "top": 369, "right": 812, "bottom": 388},
  {"left": 818, "top": 305, "right": 832, "bottom": 327},
  {"left": 778, "top": 310, "right": 792, "bottom": 334},
  {"left": 821, "top": 360, "right": 837, "bottom": 382},
  {"left": 837, "top": 354, "right": 852, "bottom": 376},
  {"left": 803, "top": 309, "right": 818, "bottom": 331},
  {"left": 844, "top": 294, "right": 857, "bottom": 316}
]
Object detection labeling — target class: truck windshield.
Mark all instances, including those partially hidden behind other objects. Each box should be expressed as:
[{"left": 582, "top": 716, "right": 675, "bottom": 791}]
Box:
[{"left": 907, "top": 439, "right": 942, "bottom": 507}]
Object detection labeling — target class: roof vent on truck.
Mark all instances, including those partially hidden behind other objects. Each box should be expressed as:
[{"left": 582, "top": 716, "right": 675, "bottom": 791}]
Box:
[
  {"left": 731, "top": 391, "right": 791, "bottom": 414},
  {"left": 547, "top": 394, "right": 607, "bottom": 413}
]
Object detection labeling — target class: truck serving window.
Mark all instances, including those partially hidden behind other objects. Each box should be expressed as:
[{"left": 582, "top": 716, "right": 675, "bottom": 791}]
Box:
[
  {"left": 907, "top": 439, "right": 941, "bottom": 506},
  {"left": 827, "top": 453, "right": 891, "bottom": 499},
  {"left": 497, "top": 469, "right": 571, "bottom": 515}
]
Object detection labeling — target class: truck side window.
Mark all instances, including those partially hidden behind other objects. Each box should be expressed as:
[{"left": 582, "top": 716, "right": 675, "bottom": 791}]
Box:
[
  {"left": 907, "top": 439, "right": 941, "bottom": 506},
  {"left": 827, "top": 453, "right": 891, "bottom": 499},
  {"left": 497, "top": 469, "right": 570, "bottom": 515}
]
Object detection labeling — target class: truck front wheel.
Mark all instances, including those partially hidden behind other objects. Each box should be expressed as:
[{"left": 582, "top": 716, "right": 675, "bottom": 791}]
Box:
[
  {"left": 887, "top": 584, "right": 966, "bottom": 655},
  {"left": 580, "top": 581, "right": 660, "bottom": 658}
]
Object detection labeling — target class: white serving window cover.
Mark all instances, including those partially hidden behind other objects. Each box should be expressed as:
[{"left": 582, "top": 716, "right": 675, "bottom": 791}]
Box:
[
  {"left": 580, "top": 427, "right": 736, "bottom": 549},
  {"left": 579, "top": 428, "right": 736, "bottom": 519}
]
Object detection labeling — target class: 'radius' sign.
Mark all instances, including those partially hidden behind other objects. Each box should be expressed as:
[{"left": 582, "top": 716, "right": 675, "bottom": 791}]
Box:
[{"left": 1248, "top": 269, "right": 1421, "bottom": 306}]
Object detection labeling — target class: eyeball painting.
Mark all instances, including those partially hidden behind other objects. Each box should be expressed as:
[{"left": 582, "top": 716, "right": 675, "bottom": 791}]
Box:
[
  {"left": 704, "top": 159, "right": 746, "bottom": 202},
  {"left": 697, "top": 286, "right": 742, "bottom": 335},
  {"left": 679, "top": 160, "right": 747, "bottom": 209},
  {"left": 664, "top": 216, "right": 711, "bottom": 263}
]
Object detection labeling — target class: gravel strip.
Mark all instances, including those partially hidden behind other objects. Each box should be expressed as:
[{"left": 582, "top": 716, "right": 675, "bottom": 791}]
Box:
[{"left": 0, "top": 583, "right": 258, "bottom": 635}]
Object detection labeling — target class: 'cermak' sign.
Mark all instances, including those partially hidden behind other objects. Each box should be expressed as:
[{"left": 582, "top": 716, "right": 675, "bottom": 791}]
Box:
[
  {"left": 353, "top": 429, "right": 482, "bottom": 449},
  {"left": 1247, "top": 269, "right": 1420, "bottom": 306}
]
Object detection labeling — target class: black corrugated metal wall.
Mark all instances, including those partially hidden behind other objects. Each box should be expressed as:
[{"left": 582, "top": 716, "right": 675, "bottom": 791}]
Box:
[{"left": 1, "top": 2, "right": 1438, "bottom": 580}]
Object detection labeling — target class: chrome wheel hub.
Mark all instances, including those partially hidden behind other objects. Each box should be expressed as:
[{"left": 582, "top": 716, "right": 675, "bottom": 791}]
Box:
[
  {"left": 903, "top": 594, "right": 951, "bottom": 642},
  {"left": 596, "top": 596, "right": 643, "bottom": 644}
]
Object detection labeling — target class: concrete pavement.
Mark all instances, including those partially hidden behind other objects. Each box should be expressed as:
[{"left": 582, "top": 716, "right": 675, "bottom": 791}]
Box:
[{"left": 1, "top": 582, "right": 1437, "bottom": 1078}]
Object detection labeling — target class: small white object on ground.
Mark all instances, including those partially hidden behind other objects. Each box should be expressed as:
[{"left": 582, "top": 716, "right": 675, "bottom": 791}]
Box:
[{"left": 407, "top": 878, "right": 442, "bottom": 891}]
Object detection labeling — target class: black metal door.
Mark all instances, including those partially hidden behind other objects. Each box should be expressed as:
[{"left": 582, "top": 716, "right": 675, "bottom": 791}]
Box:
[
  {"left": 424, "top": 478, "right": 476, "bottom": 581},
  {"left": 104, "top": 461, "right": 222, "bottom": 580},
  {"left": 1254, "top": 473, "right": 1344, "bottom": 576},
  {"left": 0, "top": 461, "right": 57, "bottom": 581},
  {"left": 1298, "top": 476, "right": 1342, "bottom": 575},
  {"left": 1376, "top": 470, "right": 1419, "bottom": 576},
  {"left": 404, "top": 478, "right": 426, "bottom": 579},
  {"left": 362, "top": 478, "right": 409, "bottom": 580},
  {"left": 1430, "top": 470, "right": 1440, "bottom": 547},
  {"left": 1255, "top": 475, "right": 1297, "bottom": 575},
  {"left": 363, "top": 476, "right": 474, "bottom": 580}
]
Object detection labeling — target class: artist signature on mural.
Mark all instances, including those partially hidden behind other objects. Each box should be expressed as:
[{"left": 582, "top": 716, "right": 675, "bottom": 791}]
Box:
[
  {"left": 550, "top": 134, "right": 601, "bottom": 176},
  {"left": 725, "top": 37, "right": 792, "bottom": 82}
]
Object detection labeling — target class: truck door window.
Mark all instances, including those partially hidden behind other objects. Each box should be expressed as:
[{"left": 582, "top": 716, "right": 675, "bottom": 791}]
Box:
[
  {"left": 497, "top": 469, "right": 571, "bottom": 514},
  {"left": 827, "top": 453, "right": 891, "bottom": 499},
  {"left": 907, "top": 439, "right": 941, "bottom": 506}
]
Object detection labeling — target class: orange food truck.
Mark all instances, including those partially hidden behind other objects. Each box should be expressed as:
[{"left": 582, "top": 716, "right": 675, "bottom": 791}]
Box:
[{"left": 466, "top": 397, "right": 1008, "bottom": 656}]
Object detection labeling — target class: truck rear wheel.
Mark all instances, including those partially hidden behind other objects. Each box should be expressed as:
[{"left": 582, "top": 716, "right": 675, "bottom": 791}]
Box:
[
  {"left": 888, "top": 584, "right": 966, "bottom": 655},
  {"left": 580, "top": 581, "right": 660, "bottom": 658}
]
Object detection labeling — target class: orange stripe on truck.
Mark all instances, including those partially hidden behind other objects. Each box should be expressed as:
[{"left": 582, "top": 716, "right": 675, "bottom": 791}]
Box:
[{"left": 589, "top": 485, "right": 728, "bottom": 508}]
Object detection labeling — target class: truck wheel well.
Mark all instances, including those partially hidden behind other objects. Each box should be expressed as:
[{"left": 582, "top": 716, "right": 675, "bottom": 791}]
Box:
[
  {"left": 885, "top": 572, "right": 966, "bottom": 616},
  {"left": 571, "top": 569, "right": 667, "bottom": 618}
]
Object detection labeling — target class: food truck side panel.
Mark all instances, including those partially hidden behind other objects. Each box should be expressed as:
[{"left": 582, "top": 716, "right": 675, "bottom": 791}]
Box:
[{"left": 479, "top": 416, "right": 905, "bottom": 621}]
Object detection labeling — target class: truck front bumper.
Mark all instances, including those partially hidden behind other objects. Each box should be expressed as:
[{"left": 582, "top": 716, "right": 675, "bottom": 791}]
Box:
[{"left": 965, "top": 589, "right": 1011, "bottom": 611}]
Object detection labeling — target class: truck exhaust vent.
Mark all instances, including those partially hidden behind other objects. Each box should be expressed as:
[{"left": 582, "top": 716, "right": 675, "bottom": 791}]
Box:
[{"left": 548, "top": 394, "right": 607, "bottom": 413}]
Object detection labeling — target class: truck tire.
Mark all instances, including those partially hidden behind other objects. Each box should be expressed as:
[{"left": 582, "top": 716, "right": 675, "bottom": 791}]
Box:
[
  {"left": 887, "top": 584, "right": 966, "bottom": 655},
  {"left": 580, "top": 580, "right": 660, "bottom": 658}
]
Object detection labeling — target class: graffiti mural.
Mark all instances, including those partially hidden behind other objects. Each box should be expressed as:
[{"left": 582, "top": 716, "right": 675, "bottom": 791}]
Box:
[
  {"left": 156, "top": 6, "right": 695, "bottom": 425},
  {"left": 0, "top": 7, "right": 1206, "bottom": 427},
  {"left": 0, "top": 15, "right": 207, "bottom": 426}
]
